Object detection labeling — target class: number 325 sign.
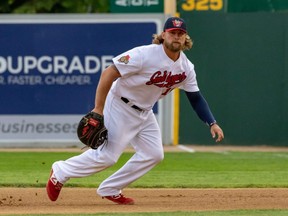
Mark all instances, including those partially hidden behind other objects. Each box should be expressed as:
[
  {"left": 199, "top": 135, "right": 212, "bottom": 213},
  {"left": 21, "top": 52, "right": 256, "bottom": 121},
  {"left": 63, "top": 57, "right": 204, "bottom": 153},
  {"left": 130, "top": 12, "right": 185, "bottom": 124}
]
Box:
[{"left": 180, "top": 0, "right": 225, "bottom": 12}]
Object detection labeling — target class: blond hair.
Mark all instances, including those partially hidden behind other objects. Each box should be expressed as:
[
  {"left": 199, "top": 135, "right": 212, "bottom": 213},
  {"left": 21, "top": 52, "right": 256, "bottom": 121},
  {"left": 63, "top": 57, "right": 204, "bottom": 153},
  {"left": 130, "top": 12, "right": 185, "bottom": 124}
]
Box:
[{"left": 152, "top": 33, "right": 193, "bottom": 51}]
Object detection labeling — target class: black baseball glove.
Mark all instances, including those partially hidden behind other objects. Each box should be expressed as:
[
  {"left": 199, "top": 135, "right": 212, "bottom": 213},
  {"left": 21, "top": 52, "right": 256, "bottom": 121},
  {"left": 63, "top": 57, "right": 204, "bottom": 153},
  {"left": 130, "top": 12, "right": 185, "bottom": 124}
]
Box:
[{"left": 77, "top": 112, "right": 108, "bottom": 149}]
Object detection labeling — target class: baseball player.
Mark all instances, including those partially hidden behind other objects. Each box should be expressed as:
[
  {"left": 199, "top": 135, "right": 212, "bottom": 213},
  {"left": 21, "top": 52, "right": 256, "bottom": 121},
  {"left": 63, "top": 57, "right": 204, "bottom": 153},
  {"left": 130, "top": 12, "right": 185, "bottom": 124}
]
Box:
[{"left": 46, "top": 17, "right": 224, "bottom": 205}]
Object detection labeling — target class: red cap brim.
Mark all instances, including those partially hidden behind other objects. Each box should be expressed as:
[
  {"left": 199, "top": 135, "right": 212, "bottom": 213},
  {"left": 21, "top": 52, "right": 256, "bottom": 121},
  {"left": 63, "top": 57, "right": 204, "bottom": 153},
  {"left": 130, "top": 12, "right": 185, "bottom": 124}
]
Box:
[{"left": 165, "top": 28, "right": 187, "bottom": 33}]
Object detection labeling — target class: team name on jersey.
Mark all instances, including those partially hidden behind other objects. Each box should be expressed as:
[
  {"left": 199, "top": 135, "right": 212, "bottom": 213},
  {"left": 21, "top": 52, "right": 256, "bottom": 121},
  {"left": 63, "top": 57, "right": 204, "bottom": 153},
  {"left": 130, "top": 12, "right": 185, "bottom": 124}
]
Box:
[{"left": 146, "top": 70, "right": 187, "bottom": 88}]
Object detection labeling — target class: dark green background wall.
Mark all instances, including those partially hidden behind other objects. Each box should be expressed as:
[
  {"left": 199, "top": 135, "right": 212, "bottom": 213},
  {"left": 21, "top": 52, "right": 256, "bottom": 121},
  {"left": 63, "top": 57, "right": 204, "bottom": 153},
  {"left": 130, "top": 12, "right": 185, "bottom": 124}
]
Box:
[
  {"left": 227, "top": 0, "right": 288, "bottom": 12},
  {"left": 179, "top": 12, "right": 288, "bottom": 146}
]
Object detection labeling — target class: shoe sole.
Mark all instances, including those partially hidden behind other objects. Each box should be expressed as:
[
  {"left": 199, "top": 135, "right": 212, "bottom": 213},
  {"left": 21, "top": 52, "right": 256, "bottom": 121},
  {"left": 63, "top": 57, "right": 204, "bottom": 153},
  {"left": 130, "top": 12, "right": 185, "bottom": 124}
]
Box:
[{"left": 104, "top": 196, "right": 135, "bottom": 205}]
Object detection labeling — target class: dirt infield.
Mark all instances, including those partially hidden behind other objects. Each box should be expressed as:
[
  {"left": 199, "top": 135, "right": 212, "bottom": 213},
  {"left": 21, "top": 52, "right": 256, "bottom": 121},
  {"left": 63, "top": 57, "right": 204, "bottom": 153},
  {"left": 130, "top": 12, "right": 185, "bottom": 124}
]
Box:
[
  {"left": 1, "top": 188, "right": 288, "bottom": 215},
  {"left": 2, "top": 144, "right": 288, "bottom": 153},
  {"left": 1, "top": 145, "right": 288, "bottom": 215}
]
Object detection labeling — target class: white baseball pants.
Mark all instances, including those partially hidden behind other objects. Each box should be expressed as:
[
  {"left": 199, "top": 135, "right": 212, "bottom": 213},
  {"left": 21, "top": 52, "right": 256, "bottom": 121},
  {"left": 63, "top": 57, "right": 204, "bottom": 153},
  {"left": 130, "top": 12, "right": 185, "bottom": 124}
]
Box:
[{"left": 52, "top": 92, "right": 164, "bottom": 196}]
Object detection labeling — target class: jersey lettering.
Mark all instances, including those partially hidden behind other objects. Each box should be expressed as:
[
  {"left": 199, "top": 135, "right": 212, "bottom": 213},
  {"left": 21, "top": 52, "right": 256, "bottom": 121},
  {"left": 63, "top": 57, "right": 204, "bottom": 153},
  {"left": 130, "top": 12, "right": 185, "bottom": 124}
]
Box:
[
  {"left": 146, "top": 70, "right": 186, "bottom": 89},
  {"left": 162, "top": 87, "right": 173, "bottom": 96},
  {"left": 146, "top": 71, "right": 186, "bottom": 95}
]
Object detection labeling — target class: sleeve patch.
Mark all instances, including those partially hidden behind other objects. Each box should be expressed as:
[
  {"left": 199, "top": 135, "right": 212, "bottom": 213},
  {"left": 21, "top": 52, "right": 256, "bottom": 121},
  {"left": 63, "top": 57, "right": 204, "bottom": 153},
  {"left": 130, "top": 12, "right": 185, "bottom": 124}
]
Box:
[{"left": 117, "top": 55, "right": 130, "bottom": 64}]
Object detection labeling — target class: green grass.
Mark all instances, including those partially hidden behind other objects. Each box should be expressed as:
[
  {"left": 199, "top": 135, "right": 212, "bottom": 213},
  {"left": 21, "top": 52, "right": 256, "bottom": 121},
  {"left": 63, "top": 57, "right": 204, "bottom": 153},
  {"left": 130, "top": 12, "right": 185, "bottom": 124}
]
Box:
[
  {"left": 0, "top": 151, "right": 288, "bottom": 188},
  {"left": 1, "top": 151, "right": 288, "bottom": 216}
]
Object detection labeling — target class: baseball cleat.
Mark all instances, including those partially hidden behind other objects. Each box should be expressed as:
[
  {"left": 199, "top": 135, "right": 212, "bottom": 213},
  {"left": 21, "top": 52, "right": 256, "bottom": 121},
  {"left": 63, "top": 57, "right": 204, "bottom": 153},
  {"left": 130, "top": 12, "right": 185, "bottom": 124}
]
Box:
[
  {"left": 46, "top": 169, "right": 63, "bottom": 201},
  {"left": 103, "top": 193, "right": 135, "bottom": 205}
]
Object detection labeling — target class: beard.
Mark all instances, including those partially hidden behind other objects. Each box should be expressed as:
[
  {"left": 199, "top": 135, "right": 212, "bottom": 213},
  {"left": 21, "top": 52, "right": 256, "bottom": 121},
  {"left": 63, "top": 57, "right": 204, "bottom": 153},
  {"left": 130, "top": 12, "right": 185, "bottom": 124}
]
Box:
[{"left": 164, "top": 41, "right": 183, "bottom": 52}]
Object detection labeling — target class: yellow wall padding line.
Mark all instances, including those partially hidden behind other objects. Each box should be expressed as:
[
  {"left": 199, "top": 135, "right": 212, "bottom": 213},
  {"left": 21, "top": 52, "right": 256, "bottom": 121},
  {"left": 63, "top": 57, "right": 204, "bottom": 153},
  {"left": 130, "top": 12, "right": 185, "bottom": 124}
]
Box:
[{"left": 173, "top": 88, "right": 180, "bottom": 145}]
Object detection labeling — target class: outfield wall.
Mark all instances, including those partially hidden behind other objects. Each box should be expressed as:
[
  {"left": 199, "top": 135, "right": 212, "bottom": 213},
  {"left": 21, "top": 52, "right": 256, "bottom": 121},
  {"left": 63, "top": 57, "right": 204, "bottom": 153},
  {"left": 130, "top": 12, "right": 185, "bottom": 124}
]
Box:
[
  {"left": 0, "top": 14, "right": 175, "bottom": 147},
  {"left": 2, "top": 12, "right": 287, "bottom": 147},
  {"left": 179, "top": 12, "right": 288, "bottom": 146}
]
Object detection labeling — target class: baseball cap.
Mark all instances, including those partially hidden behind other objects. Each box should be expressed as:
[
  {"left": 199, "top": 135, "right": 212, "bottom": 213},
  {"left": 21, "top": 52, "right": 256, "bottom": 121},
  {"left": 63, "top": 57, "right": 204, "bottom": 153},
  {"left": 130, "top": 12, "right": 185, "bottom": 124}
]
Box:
[{"left": 163, "top": 17, "right": 187, "bottom": 33}]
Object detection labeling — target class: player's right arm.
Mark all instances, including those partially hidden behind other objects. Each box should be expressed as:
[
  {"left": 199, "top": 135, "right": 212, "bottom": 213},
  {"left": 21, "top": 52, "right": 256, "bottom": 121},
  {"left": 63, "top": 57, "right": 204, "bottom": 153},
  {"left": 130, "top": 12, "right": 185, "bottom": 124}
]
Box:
[{"left": 92, "top": 64, "right": 121, "bottom": 115}]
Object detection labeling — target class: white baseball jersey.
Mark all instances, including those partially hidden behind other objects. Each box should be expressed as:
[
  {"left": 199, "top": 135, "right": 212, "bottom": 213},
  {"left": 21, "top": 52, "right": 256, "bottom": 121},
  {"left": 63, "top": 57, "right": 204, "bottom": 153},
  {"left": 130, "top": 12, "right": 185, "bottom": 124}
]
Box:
[
  {"left": 51, "top": 43, "right": 201, "bottom": 198},
  {"left": 111, "top": 44, "right": 199, "bottom": 110}
]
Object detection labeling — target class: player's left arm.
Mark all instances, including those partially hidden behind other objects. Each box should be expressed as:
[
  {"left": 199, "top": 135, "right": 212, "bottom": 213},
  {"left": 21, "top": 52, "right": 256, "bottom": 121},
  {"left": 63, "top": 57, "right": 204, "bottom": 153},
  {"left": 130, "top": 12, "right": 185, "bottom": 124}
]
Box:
[{"left": 185, "top": 91, "right": 224, "bottom": 142}]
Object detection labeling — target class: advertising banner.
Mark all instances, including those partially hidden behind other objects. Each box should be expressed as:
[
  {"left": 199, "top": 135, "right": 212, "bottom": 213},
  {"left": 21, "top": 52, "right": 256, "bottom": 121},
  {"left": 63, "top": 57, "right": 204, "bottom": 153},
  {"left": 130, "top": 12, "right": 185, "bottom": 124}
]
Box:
[{"left": 0, "top": 15, "right": 161, "bottom": 144}]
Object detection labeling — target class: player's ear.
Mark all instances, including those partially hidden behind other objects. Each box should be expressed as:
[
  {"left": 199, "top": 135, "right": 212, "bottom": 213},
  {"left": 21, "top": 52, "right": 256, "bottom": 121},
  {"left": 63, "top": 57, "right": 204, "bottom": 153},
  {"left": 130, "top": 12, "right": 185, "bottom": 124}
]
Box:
[{"left": 161, "top": 31, "right": 166, "bottom": 39}]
